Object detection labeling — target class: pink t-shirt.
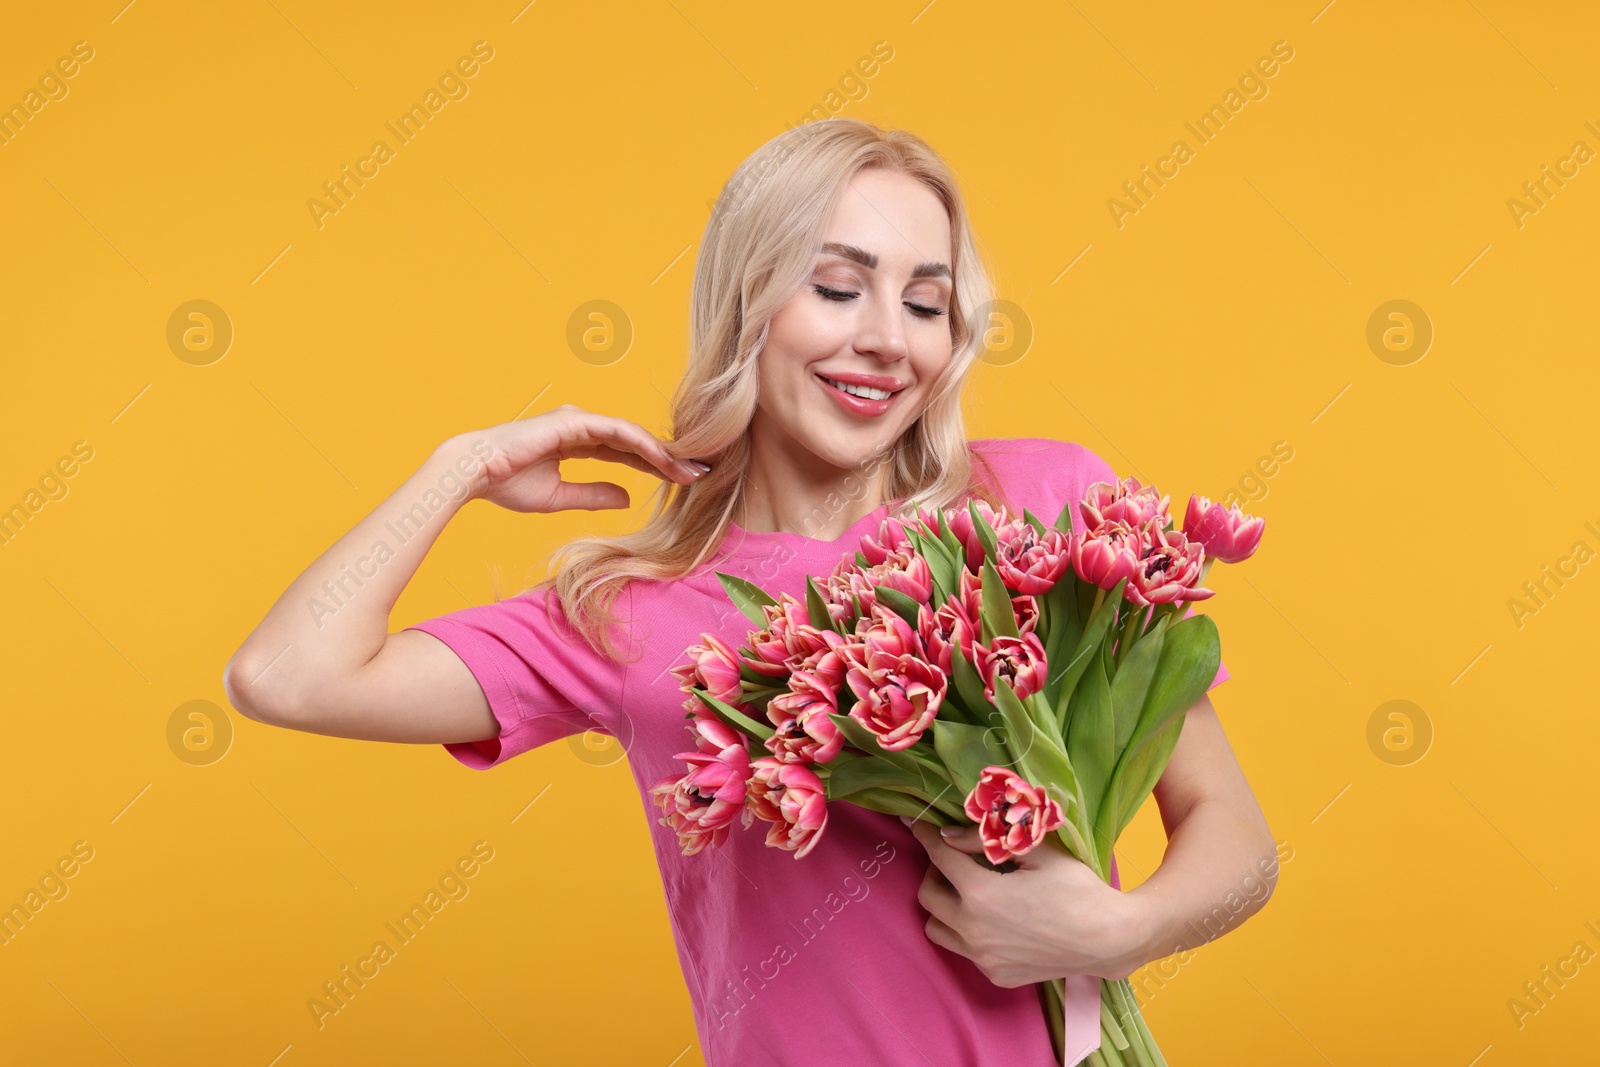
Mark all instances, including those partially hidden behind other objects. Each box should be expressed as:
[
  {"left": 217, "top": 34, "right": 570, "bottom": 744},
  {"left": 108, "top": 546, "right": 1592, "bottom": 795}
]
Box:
[{"left": 405, "top": 437, "right": 1229, "bottom": 1066}]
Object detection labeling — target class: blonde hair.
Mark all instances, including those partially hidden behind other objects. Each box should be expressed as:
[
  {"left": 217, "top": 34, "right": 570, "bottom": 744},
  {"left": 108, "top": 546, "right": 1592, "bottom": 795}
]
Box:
[{"left": 537, "top": 117, "right": 1012, "bottom": 661}]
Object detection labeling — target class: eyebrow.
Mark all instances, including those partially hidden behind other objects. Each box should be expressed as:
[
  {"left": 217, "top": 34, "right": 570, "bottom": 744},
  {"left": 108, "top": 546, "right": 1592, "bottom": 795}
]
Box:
[{"left": 819, "top": 242, "right": 951, "bottom": 280}]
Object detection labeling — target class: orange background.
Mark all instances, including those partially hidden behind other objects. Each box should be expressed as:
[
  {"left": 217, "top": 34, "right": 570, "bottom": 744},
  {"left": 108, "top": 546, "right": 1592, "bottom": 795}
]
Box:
[{"left": 2, "top": 2, "right": 1596, "bottom": 1064}]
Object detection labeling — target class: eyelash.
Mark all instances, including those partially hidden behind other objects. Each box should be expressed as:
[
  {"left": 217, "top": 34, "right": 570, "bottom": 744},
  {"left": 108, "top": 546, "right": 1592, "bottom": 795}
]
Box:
[{"left": 812, "top": 284, "right": 945, "bottom": 318}]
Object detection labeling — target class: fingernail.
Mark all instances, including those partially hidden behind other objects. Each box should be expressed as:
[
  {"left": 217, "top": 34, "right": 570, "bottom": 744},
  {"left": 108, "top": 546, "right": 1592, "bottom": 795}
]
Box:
[
  {"left": 691, "top": 460, "right": 713, "bottom": 472},
  {"left": 898, "top": 815, "right": 913, "bottom": 826},
  {"left": 939, "top": 825, "right": 962, "bottom": 837}
]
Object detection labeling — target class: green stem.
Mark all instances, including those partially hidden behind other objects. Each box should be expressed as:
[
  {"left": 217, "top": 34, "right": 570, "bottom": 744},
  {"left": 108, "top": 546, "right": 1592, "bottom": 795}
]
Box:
[
  {"left": 919, "top": 788, "right": 966, "bottom": 822},
  {"left": 1100, "top": 1004, "right": 1126, "bottom": 1049},
  {"left": 1114, "top": 604, "right": 1148, "bottom": 669},
  {"left": 1121, "top": 979, "right": 1167, "bottom": 1067},
  {"left": 1106, "top": 978, "right": 1163, "bottom": 1067}
]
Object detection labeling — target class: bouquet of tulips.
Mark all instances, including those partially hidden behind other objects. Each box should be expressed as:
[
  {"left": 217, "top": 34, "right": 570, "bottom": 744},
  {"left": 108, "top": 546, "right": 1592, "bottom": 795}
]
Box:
[{"left": 651, "top": 476, "right": 1264, "bottom": 1067}]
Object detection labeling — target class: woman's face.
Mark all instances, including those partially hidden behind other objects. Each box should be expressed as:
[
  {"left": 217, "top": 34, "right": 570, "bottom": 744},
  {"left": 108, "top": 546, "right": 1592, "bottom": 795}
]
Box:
[{"left": 753, "top": 166, "right": 955, "bottom": 475}]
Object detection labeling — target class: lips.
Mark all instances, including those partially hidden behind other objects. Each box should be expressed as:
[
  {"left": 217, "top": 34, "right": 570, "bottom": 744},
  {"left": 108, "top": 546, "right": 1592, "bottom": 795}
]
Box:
[
  {"left": 816, "top": 374, "right": 900, "bottom": 418},
  {"left": 816, "top": 374, "right": 901, "bottom": 400}
]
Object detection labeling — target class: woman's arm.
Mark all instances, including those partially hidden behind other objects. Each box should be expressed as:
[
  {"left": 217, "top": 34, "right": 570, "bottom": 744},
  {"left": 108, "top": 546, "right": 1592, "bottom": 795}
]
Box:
[
  {"left": 222, "top": 434, "right": 502, "bottom": 743},
  {"left": 222, "top": 407, "right": 706, "bottom": 745},
  {"left": 1115, "top": 693, "right": 1279, "bottom": 968}
]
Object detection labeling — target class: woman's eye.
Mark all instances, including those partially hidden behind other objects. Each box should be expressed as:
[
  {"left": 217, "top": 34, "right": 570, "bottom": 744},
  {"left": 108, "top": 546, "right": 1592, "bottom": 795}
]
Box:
[
  {"left": 813, "top": 284, "right": 857, "bottom": 301},
  {"left": 814, "top": 284, "right": 945, "bottom": 319}
]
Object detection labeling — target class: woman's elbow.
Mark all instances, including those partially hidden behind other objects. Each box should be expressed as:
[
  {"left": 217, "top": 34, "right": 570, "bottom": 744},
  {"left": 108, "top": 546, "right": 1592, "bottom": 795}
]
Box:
[{"left": 222, "top": 655, "right": 303, "bottom": 727}]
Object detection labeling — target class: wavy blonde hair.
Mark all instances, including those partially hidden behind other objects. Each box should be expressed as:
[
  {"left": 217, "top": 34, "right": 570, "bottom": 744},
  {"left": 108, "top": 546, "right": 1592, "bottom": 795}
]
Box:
[{"left": 538, "top": 118, "right": 1014, "bottom": 661}]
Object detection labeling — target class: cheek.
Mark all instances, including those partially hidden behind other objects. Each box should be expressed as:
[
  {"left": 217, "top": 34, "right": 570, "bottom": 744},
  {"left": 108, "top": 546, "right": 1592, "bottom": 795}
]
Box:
[
  {"left": 766, "top": 301, "right": 845, "bottom": 376},
  {"left": 910, "top": 341, "right": 954, "bottom": 390}
]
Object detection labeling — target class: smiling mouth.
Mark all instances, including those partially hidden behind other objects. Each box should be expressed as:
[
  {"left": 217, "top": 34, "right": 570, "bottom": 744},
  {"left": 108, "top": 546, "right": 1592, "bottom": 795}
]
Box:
[{"left": 816, "top": 375, "right": 902, "bottom": 401}]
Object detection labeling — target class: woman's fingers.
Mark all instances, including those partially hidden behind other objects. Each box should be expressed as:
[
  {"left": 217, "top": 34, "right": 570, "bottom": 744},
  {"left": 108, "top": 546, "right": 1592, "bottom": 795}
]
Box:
[
  {"left": 588, "top": 443, "right": 690, "bottom": 482},
  {"left": 546, "top": 479, "right": 630, "bottom": 512},
  {"left": 580, "top": 414, "right": 706, "bottom": 484}
]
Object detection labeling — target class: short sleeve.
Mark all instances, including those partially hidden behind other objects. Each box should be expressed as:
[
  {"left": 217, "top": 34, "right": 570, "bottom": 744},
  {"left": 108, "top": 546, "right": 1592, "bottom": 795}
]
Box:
[
  {"left": 978, "top": 437, "right": 1230, "bottom": 693},
  {"left": 404, "top": 582, "right": 625, "bottom": 769}
]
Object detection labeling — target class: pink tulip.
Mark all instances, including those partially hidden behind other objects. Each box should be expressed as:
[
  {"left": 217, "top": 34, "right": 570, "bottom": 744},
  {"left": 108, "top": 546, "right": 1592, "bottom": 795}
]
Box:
[
  {"left": 1183, "top": 494, "right": 1265, "bottom": 565},
  {"left": 761, "top": 593, "right": 813, "bottom": 651},
  {"left": 650, "top": 736, "right": 754, "bottom": 856},
  {"left": 745, "top": 604, "right": 798, "bottom": 679},
  {"left": 948, "top": 500, "right": 1013, "bottom": 572},
  {"left": 669, "top": 632, "right": 748, "bottom": 708},
  {"left": 1080, "top": 477, "right": 1170, "bottom": 532},
  {"left": 994, "top": 520, "right": 1072, "bottom": 596},
  {"left": 843, "top": 649, "right": 947, "bottom": 751},
  {"left": 916, "top": 503, "right": 949, "bottom": 539},
  {"left": 924, "top": 594, "right": 980, "bottom": 679},
  {"left": 788, "top": 642, "right": 847, "bottom": 691},
  {"left": 1125, "top": 520, "right": 1214, "bottom": 607},
  {"left": 764, "top": 669, "right": 845, "bottom": 764},
  {"left": 1070, "top": 521, "right": 1142, "bottom": 590},
  {"left": 685, "top": 712, "right": 745, "bottom": 755},
  {"left": 859, "top": 515, "right": 914, "bottom": 565},
  {"left": 953, "top": 567, "right": 984, "bottom": 623},
  {"left": 828, "top": 547, "right": 934, "bottom": 616},
  {"left": 974, "top": 630, "right": 1050, "bottom": 703},
  {"left": 963, "top": 765, "right": 1067, "bottom": 865},
  {"left": 845, "top": 602, "right": 924, "bottom": 660},
  {"left": 748, "top": 758, "right": 829, "bottom": 858}
]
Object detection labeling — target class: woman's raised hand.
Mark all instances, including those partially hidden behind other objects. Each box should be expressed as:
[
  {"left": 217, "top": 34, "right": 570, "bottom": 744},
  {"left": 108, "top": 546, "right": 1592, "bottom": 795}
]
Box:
[{"left": 463, "top": 404, "right": 710, "bottom": 514}]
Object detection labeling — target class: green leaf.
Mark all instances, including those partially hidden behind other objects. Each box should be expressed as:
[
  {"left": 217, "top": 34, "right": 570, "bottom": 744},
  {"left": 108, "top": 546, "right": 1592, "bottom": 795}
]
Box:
[
  {"left": 908, "top": 527, "right": 958, "bottom": 605},
  {"left": 931, "top": 719, "right": 1010, "bottom": 799},
  {"left": 844, "top": 785, "right": 959, "bottom": 826},
  {"left": 992, "top": 676, "right": 1071, "bottom": 781},
  {"left": 1109, "top": 715, "right": 1184, "bottom": 836},
  {"left": 1022, "top": 507, "right": 1048, "bottom": 538},
  {"left": 1052, "top": 496, "right": 1075, "bottom": 538},
  {"left": 967, "top": 497, "right": 1000, "bottom": 561},
  {"left": 855, "top": 550, "right": 870, "bottom": 568},
  {"left": 1109, "top": 615, "right": 1167, "bottom": 752},
  {"left": 990, "top": 676, "right": 1040, "bottom": 769},
  {"left": 806, "top": 575, "right": 840, "bottom": 634},
  {"left": 825, "top": 755, "right": 930, "bottom": 799},
  {"left": 737, "top": 660, "right": 777, "bottom": 685},
  {"left": 938, "top": 516, "right": 966, "bottom": 566},
  {"left": 874, "top": 585, "right": 924, "bottom": 629},
  {"left": 825, "top": 712, "right": 921, "bottom": 772},
  {"left": 1098, "top": 613, "right": 1220, "bottom": 844},
  {"left": 1022, "top": 690, "right": 1059, "bottom": 737},
  {"left": 1063, "top": 633, "right": 1114, "bottom": 832},
  {"left": 1051, "top": 577, "right": 1127, "bottom": 731},
  {"left": 950, "top": 642, "right": 993, "bottom": 718},
  {"left": 692, "top": 690, "right": 774, "bottom": 742},
  {"left": 979, "top": 558, "right": 1020, "bottom": 640},
  {"left": 1115, "top": 603, "right": 1151, "bottom": 669},
  {"left": 714, "top": 571, "right": 777, "bottom": 628},
  {"left": 993, "top": 678, "right": 1092, "bottom": 860},
  {"left": 1040, "top": 576, "right": 1084, "bottom": 710}
]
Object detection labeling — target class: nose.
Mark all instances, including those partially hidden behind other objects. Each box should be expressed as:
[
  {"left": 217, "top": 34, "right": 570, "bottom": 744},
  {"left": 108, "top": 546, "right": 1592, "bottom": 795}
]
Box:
[{"left": 853, "top": 289, "right": 910, "bottom": 362}]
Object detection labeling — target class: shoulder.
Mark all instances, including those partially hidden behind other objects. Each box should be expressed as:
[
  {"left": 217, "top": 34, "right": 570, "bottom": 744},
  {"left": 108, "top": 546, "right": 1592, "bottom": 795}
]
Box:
[
  {"left": 967, "top": 437, "right": 1120, "bottom": 522},
  {"left": 968, "top": 436, "right": 1118, "bottom": 484}
]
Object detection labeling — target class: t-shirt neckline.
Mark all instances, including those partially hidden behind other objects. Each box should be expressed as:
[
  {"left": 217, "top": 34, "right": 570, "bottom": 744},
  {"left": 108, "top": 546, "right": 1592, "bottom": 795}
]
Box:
[{"left": 717, "top": 501, "right": 896, "bottom": 557}]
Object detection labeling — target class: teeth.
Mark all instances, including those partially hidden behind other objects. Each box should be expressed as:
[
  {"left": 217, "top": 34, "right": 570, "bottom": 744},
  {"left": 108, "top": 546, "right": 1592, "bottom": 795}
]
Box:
[{"left": 823, "top": 377, "right": 894, "bottom": 401}]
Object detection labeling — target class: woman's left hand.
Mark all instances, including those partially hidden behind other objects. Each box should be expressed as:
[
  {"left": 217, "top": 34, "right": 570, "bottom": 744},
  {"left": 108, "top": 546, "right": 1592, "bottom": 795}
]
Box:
[{"left": 904, "top": 818, "right": 1149, "bottom": 987}]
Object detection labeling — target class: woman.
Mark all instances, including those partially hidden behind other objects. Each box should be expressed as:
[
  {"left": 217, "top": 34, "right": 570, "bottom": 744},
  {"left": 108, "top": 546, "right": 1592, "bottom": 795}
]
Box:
[{"left": 224, "top": 118, "right": 1276, "bottom": 1065}]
